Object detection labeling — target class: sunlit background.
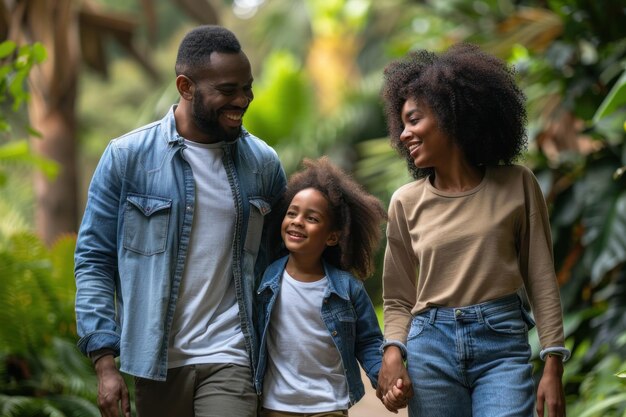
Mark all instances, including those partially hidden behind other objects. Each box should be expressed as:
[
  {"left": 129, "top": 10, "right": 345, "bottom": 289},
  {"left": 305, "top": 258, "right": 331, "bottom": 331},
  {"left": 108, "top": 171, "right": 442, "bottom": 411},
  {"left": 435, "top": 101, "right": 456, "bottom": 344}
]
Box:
[{"left": 1, "top": 0, "right": 625, "bottom": 415}]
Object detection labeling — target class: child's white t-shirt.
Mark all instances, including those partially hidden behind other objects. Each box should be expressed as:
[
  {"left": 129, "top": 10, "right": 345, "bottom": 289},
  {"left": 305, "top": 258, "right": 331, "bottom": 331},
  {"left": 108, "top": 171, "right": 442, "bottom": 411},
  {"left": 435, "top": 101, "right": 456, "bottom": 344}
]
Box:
[{"left": 262, "top": 270, "right": 350, "bottom": 412}]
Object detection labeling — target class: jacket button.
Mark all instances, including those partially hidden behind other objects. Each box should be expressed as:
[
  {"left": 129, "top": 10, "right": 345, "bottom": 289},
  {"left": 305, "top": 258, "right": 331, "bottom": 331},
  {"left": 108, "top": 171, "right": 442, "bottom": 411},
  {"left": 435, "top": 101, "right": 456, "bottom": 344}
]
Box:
[{"left": 332, "top": 330, "right": 337, "bottom": 336}]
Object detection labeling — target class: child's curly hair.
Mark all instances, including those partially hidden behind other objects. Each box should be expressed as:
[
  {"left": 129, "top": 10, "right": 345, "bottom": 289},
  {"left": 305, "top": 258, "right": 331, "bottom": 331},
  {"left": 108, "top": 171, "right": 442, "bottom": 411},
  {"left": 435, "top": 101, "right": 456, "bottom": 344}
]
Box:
[
  {"left": 270, "top": 157, "right": 387, "bottom": 280},
  {"left": 381, "top": 43, "right": 528, "bottom": 179}
]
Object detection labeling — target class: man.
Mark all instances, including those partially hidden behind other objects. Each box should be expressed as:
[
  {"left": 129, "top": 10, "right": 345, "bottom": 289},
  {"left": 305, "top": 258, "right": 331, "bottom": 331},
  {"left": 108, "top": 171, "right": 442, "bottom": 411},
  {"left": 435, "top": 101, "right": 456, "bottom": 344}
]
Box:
[{"left": 74, "top": 25, "right": 286, "bottom": 417}]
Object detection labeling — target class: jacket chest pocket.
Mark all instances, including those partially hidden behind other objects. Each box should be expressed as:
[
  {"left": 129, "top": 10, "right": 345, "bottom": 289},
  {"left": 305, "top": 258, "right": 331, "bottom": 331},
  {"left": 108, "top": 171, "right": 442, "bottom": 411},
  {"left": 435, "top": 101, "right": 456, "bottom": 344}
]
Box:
[
  {"left": 332, "top": 305, "right": 357, "bottom": 337},
  {"left": 244, "top": 198, "right": 272, "bottom": 256},
  {"left": 123, "top": 194, "right": 172, "bottom": 255}
]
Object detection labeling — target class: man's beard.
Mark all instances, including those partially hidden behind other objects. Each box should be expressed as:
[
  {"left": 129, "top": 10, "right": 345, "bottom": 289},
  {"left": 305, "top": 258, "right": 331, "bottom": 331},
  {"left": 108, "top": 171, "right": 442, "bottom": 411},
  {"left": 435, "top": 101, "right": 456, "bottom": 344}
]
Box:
[{"left": 192, "top": 95, "right": 242, "bottom": 142}]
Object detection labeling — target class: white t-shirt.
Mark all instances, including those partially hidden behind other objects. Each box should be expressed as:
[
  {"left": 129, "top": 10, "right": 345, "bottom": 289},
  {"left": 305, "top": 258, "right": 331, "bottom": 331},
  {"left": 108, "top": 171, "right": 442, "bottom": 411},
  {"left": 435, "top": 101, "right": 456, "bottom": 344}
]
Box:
[
  {"left": 167, "top": 139, "right": 247, "bottom": 368},
  {"left": 263, "top": 270, "right": 349, "bottom": 412}
]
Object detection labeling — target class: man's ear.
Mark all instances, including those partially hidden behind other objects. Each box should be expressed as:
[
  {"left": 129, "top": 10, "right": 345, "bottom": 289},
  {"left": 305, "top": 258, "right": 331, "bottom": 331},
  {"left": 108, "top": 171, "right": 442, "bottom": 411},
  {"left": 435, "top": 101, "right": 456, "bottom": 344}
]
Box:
[
  {"left": 326, "top": 231, "right": 340, "bottom": 247},
  {"left": 176, "top": 75, "right": 194, "bottom": 101}
]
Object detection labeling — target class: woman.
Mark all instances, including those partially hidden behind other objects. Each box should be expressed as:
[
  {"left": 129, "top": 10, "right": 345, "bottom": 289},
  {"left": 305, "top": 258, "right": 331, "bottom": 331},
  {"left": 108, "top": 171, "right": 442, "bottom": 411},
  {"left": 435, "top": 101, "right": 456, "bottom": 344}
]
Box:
[{"left": 376, "top": 44, "right": 569, "bottom": 417}]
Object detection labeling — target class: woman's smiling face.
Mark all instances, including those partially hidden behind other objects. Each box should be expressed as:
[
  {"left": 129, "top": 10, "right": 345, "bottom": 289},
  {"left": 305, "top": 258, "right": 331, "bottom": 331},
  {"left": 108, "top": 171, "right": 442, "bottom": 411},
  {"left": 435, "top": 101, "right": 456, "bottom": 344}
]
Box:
[{"left": 399, "top": 98, "right": 454, "bottom": 170}]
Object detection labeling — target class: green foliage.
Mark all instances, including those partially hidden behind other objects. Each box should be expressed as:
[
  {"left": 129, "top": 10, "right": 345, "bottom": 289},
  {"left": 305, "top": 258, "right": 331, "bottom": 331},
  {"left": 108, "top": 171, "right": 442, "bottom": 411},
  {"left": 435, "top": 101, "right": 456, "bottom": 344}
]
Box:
[
  {"left": 243, "top": 51, "right": 315, "bottom": 147},
  {"left": 0, "top": 41, "right": 46, "bottom": 134},
  {"left": 566, "top": 351, "right": 626, "bottom": 417},
  {"left": 594, "top": 71, "right": 626, "bottom": 124},
  {"left": 0, "top": 140, "right": 59, "bottom": 187},
  {"left": 0, "top": 231, "right": 99, "bottom": 417},
  {"left": 513, "top": 3, "right": 626, "bottom": 411},
  {"left": 0, "top": 38, "right": 97, "bottom": 414},
  {"left": 0, "top": 41, "right": 56, "bottom": 187},
  {"left": 0, "top": 232, "right": 77, "bottom": 353}
]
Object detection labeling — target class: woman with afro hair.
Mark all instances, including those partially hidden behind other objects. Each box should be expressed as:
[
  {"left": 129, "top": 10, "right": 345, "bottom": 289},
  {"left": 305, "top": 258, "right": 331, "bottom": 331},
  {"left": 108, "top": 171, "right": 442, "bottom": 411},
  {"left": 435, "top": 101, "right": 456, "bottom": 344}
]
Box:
[{"left": 376, "top": 43, "right": 569, "bottom": 417}]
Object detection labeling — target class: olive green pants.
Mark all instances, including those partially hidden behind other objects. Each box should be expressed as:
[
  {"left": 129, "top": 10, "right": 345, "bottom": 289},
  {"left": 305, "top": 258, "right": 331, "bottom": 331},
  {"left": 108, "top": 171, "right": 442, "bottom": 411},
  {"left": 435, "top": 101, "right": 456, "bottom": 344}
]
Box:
[{"left": 135, "top": 363, "right": 257, "bottom": 417}]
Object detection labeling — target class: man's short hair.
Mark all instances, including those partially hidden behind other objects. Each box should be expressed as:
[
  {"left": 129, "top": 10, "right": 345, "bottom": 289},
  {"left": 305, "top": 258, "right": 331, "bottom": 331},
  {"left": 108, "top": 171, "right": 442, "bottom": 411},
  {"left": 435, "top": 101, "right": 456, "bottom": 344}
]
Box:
[{"left": 175, "top": 25, "right": 242, "bottom": 76}]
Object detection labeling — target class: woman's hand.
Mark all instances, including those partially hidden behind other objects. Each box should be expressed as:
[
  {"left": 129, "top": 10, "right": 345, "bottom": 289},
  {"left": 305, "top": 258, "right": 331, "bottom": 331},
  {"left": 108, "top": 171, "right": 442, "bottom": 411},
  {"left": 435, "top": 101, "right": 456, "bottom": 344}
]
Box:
[
  {"left": 376, "top": 346, "right": 413, "bottom": 413},
  {"left": 536, "top": 354, "right": 566, "bottom": 417}
]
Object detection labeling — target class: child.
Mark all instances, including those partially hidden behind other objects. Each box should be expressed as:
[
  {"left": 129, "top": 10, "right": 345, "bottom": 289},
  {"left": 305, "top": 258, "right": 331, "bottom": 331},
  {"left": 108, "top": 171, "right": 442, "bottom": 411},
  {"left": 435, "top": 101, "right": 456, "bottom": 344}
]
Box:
[{"left": 255, "top": 156, "right": 388, "bottom": 416}]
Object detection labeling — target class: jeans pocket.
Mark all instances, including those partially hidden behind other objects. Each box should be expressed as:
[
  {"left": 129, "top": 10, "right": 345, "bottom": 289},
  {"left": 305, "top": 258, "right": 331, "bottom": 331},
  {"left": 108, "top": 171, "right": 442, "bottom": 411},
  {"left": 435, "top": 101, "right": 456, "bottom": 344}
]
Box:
[
  {"left": 484, "top": 307, "right": 527, "bottom": 335},
  {"left": 123, "top": 193, "right": 172, "bottom": 255},
  {"left": 407, "top": 315, "right": 427, "bottom": 340}
]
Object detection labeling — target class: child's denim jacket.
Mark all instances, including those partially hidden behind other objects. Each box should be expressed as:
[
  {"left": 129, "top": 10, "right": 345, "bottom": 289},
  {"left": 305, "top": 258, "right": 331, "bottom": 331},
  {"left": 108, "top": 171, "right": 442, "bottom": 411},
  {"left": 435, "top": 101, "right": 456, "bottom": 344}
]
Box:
[{"left": 255, "top": 255, "right": 383, "bottom": 406}]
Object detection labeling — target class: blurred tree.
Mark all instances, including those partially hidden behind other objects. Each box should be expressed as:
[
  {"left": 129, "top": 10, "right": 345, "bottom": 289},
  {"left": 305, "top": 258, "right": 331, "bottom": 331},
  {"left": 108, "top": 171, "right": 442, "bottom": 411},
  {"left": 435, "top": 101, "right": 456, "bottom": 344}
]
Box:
[
  {"left": 0, "top": 0, "right": 219, "bottom": 246},
  {"left": 0, "top": 38, "right": 101, "bottom": 417}
]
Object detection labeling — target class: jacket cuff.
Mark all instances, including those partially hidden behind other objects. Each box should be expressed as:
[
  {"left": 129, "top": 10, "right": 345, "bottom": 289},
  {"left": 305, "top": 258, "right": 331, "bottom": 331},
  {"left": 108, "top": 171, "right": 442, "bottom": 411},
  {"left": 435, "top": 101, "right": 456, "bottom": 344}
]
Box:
[
  {"left": 380, "top": 339, "right": 408, "bottom": 360},
  {"left": 77, "top": 331, "right": 121, "bottom": 357},
  {"left": 89, "top": 348, "right": 116, "bottom": 365},
  {"left": 539, "top": 346, "right": 571, "bottom": 362}
]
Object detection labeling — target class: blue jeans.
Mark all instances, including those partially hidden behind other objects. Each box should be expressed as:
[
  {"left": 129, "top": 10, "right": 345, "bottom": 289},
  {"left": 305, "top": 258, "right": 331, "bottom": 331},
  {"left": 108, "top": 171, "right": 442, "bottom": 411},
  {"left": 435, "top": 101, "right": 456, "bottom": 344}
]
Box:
[{"left": 406, "top": 294, "right": 534, "bottom": 417}]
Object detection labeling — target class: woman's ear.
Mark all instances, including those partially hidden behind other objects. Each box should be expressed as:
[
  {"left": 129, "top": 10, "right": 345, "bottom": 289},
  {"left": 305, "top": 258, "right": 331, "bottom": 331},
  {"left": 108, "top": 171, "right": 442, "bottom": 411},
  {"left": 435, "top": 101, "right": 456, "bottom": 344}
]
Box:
[
  {"left": 176, "top": 75, "right": 194, "bottom": 101},
  {"left": 326, "top": 231, "right": 340, "bottom": 247}
]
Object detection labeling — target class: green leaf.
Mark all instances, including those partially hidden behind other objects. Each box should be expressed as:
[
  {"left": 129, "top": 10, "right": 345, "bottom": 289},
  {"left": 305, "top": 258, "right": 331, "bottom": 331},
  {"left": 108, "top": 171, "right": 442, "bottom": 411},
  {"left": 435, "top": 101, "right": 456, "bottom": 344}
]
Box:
[
  {"left": 0, "top": 140, "right": 60, "bottom": 179},
  {"left": 8, "top": 71, "right": 27, "bottom": 110},
  {"left": 0, "top": 63, "right": 12, "bottom": 78},
  {"left": 593, "top": 70, "right": 626, "bottom": 123},
  {"left": 27, "top": 126, "right": 43, "bottom": 138},
  {"left": 577, "top": 392, "right": 626, "bottom": 417},
  {"left": 591, "top": 190, "right": 626, "bottom": 282},
  {"left": 0, "top": 41, "right": 16, "bottom": 59},
  {"left": 617, "top": 370, "right": 626, "bottom": 378},
  {"left": 0, "top": 140, "right": 29, "bottom": 159},
  {"left": 32, "top": 42, "right": 47, "bottom": 63}
]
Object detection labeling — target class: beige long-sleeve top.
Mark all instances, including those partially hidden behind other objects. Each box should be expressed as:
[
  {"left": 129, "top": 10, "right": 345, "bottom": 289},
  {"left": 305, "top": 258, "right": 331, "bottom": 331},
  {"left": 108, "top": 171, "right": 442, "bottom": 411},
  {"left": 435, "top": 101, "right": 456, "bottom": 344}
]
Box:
[{"left": 382, "top": 164, "right": 565, "bottom": 351}]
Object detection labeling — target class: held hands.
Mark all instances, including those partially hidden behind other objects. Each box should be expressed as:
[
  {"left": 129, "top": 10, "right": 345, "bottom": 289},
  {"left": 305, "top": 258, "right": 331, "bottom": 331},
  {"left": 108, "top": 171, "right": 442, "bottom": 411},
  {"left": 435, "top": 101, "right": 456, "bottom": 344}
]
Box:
[
  {"left": 382, "top": 378, "right": 411, "bottom": 412},
  {"left": 94, "top": 355, "right": 131, "bottom": 417},
  {"left": 376, "top": 346, "right": 413, "bottom": 413}
]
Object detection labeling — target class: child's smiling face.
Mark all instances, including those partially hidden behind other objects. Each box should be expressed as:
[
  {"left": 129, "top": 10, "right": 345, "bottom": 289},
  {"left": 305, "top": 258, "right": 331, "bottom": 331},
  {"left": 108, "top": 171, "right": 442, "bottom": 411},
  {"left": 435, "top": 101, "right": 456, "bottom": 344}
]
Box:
[{"left": 281, "top": 188, "right": 339, "bottom": 259}]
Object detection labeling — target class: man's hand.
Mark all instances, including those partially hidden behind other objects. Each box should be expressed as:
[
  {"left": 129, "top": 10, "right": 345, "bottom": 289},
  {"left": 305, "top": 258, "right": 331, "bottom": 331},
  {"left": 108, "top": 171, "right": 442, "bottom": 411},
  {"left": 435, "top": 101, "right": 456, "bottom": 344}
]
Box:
[
  {"left": 536, "top": 354, "right": 566, "bottom": 417},
  {"left": 94, "top": 355, "right": 131, "bottom": 417},
  {"left": 376, "top": 346, "right": 413, "bottom": 413}
]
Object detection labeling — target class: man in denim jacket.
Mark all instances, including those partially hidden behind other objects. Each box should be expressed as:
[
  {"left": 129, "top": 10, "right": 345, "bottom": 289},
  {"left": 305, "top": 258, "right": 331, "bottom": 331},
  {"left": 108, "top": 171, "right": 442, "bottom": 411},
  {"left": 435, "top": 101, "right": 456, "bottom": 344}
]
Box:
[{"left": 74, "top": 25, "right": 286, "bottom": 417}]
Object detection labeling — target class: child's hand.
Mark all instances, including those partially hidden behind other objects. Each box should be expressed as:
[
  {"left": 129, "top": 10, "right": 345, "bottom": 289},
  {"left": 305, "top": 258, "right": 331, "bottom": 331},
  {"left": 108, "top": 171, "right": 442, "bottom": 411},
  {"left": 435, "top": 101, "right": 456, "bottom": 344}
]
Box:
[
  {"left": 377, "top": 346, "right": 413, "bottom": 413},
  {"left": 382, "top": 378, "right": 410, "bottom": 412}
]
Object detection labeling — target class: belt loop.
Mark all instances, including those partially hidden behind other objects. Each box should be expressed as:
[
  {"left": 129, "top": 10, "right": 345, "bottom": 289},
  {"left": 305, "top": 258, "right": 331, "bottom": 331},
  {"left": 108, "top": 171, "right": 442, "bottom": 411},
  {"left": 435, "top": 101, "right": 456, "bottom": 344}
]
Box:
[
  {"left": 476, "top": 304, "right": 485, "bottom": 324},
  {"left": 428, "top": 308, "right": 437, "bottom": 324}
]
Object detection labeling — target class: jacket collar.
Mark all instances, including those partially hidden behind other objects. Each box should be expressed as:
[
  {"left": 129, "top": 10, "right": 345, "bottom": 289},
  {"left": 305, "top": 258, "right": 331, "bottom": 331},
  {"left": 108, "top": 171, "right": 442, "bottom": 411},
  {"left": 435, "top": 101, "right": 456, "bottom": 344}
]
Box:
[{"left": 259, "top": 255, "right": 351, "bottom": 301}]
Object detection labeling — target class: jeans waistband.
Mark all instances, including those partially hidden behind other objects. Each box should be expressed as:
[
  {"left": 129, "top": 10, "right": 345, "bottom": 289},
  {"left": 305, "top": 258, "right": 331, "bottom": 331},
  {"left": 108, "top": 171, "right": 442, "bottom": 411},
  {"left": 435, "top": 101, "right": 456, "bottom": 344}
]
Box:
[{"left": 419, "top": 293, "right": 521, "bottom": 324}]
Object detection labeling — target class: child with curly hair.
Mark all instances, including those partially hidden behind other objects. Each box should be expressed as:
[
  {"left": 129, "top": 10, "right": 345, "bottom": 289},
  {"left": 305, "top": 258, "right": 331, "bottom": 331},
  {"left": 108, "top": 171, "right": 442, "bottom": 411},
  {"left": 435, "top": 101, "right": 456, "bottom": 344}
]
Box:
[
  {"left": 376, "top": 43, "right": 569, "bottom": 417},
  {"left": 255, "top": 156, "right": 389, "bottom": 416}
]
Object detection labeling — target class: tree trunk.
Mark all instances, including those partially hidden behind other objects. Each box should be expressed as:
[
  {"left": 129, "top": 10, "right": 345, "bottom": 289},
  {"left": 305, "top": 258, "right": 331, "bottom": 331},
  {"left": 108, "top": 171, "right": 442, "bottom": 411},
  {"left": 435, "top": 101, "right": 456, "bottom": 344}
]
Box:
[
  {"left": 24, "top": 0, "right": 81, "bottom": 246},
  {"left": 29, "top": 86, "right": 78, "bottom": 245}
]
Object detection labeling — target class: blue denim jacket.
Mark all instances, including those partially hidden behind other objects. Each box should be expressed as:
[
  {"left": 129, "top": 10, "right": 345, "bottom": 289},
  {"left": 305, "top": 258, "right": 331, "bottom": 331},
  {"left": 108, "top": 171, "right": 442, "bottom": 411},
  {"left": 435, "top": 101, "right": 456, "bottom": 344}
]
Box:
[
  {"left": 255, "top": 256, "right": 383, "bottom": 406},
  {"left": 74, "top": 106, "right": 286, "bottom": 381}
]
